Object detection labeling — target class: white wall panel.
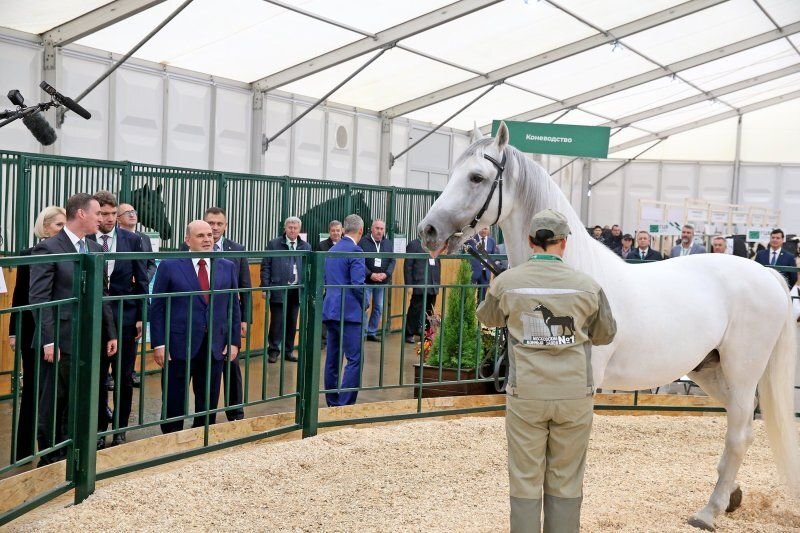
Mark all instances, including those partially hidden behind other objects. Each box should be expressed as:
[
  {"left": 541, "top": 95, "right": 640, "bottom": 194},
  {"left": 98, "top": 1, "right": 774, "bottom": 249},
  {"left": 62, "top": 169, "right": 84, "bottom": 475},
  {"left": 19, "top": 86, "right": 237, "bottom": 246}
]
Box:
[
  {"left": 264, "top": 96, "right": 292, "bottom": 176},
  {"left": 355, "top": 114, "right": 380, "bottom": 185},
  {"left": 660, "top": 163, "right": 697, "bottom": 203},
  {"left": 0, "top": 40, "right": 41, "bottom": 153},
  {"left": 408, "top": 127, "right": 450, "bottom": 173},
  {"left": 738, "top": 165, "right": 778, "bottom": 208},
  {"left": 451, "top": 132, "right": 470, "bottom": 168},
  {"left": 778, "top": 166, "right": 800, "bottom": 234},
  {"left": 325, "top": 110, "right": 353, "bottom": 182},
  {"left": 58, "top": 53, "right": 110, "bottom": 159},
  {"left": 390, "top": 122, "right": 408, "bottom": 187},
  {"left": 165, "top": 77, "right": 211, "bottom": 168},
  {"left": 589, "top": 161, "right": 623, "bottom": 228},
  {"left": 113, "top": 67, "right": 164, "bottom": 164},
  {"left": 213, "top": 86, "right": 251, "bottom": 173},
  {"left": 697, "top": 164, "right": 733, "bottom": 205},
  {"left": 292, "top": 103, "right": 324, "bottom": 179},
  {"left": 407, "top": 170, "right": 429, "bottom": 190},
  {"left": 622, "top": 162, "right": 659, "bottom": 232}
]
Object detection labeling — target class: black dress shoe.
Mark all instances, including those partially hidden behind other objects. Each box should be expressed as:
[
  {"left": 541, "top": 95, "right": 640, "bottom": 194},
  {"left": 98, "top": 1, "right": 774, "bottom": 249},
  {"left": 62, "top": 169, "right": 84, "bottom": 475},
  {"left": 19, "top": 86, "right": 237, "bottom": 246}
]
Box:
[
  {"left": 405, "top": 336, "right": 416, "bottom": 344},
  {"left": 285, "top": 353, "right": 298, "bottom": 362},
  {"left": 268, "top": 353, "right": 278, "bottom": 364},
  {"left": 97, "top": 437, "right": 106, "bottom": 450},
  {"left": 111, "top": 433, "right": 126, "bottom": 446},
  {"left": 366, "top": 335, "right": 380, "bottom": 342},
  {"left": 132, "top": 373, "right": 141, "bottom": 388}
]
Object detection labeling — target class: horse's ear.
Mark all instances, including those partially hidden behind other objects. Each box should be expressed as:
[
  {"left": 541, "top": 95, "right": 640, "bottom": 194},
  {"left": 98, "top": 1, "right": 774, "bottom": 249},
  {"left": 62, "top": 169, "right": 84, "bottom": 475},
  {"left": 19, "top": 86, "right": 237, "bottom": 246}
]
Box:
[
  {"left": 470, "top": 122, "right": 484, "bottom": 144},
  {"left": 494, "top": 121, "right": 509, "bottom": 152}
]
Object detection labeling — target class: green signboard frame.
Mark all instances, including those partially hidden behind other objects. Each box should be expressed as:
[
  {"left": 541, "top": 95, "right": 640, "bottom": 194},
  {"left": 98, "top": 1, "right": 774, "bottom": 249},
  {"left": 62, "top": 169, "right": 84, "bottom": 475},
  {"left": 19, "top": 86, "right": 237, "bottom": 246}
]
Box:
[{"left": 491, "top": 120, "right": 611, "bottom": 158}]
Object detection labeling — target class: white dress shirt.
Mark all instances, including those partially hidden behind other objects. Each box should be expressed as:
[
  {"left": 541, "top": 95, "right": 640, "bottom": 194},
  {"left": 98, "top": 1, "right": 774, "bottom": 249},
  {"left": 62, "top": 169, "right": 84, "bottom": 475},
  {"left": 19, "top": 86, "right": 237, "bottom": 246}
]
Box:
[{"left": 96, "top": 227, "right": 117, "bottom": 275}]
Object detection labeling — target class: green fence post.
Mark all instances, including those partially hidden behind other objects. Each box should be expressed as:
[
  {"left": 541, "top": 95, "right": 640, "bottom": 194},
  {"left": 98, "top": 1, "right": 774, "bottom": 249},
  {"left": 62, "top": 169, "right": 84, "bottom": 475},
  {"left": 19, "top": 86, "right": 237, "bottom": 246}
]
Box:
[
  {"left": 14, "top": 155, "right": 31, "bottom": 252},
  {"left": 73, "top": 253, "right": 104, "bottom": 503},
  {"left": 300, "top": 251, "right": 324, "bottom": 439},
  {"left": 118, "top": 161, "right": 132, "bottom": 203},
  {"left": 216, "top": 172, "right": 227, "bottom": 209}
]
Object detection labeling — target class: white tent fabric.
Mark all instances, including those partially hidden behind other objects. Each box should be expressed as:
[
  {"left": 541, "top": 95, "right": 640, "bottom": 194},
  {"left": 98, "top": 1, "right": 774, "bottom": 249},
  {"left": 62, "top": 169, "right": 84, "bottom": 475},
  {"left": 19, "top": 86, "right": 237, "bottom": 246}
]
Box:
[{"left": 0, "top": 0, "right": 798, "bottom": 162}]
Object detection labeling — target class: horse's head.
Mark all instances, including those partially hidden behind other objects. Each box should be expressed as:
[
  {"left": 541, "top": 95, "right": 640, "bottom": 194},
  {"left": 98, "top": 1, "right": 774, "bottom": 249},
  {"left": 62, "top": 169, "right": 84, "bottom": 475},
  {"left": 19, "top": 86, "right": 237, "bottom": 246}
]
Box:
[
  {"left": 419, "top": 121, "right": 511, "bottom": 256},
  {"left": 130, "top": 183, "right": 173, "bottom": 241}
]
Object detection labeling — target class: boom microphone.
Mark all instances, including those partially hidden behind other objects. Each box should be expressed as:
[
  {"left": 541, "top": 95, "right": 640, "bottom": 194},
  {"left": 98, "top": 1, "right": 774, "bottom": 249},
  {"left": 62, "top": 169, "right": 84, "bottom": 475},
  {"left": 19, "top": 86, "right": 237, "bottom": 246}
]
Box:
[
  {"left": 39, "top": 81, "right": 91, "bottom": 120},
  {"left": 22, "top": 111, "right": 57, "bottom": 145}
]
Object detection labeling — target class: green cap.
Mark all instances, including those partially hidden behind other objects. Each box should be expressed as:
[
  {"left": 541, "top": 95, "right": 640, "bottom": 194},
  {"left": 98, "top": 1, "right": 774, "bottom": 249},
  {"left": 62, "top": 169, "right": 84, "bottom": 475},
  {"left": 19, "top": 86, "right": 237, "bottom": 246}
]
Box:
[{"left": 529, "top": 209, "right": 571, "bottom": 239}]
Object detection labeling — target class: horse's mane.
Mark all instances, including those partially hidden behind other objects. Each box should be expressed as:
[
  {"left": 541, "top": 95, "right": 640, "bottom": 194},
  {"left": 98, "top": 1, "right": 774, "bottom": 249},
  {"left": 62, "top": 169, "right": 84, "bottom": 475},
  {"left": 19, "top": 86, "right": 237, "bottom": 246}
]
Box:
[{"left": 464, "top": 138, "right": 624, "bottom": 284}]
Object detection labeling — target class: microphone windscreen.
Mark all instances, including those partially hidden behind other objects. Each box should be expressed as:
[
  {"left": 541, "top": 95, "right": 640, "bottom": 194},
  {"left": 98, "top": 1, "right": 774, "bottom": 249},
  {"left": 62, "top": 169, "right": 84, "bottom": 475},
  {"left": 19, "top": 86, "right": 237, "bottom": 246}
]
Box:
[{"left": 22, "top": 111, "right": 57, "bottom": 146}]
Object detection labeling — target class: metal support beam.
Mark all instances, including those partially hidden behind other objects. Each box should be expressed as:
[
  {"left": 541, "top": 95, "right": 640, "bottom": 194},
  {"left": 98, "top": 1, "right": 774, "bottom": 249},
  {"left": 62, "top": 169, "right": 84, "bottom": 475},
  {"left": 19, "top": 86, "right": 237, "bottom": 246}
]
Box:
[
  {"left": 600, "top": 63, "right": 800, "bottom": 129},
  {"left": 253, "top": 0, "right": 503, "bottom": 92},
  {"left": 378, "top": 115, "right": 393, "bottom": 186},
  {"left": 731, "top": 114, "right": 743, "bottom": 203},
  {"left": 591, "top": 139, "right": 666, "bottom": 189},
  {"left": 608, "top": 89, "right": 800, "bottom": 154},
  {"left": 383, "top": 0, "right": 726, "bottom": 119},
  {"left": 483, "top": 21, "right": 800, "bottom": 131},
  {"left": 41, "top": 0, "right": 168, "bottom": 46},
  {"left": 250, "top": 91, "right": 265, "bottom": 174}
]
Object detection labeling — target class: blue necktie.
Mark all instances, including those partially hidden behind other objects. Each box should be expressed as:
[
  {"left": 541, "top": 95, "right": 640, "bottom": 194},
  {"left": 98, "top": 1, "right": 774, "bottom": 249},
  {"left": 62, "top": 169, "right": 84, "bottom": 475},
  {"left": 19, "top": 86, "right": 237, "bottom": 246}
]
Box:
[{"left": 78, "top": 239, "right": 87, "bottom": 254}]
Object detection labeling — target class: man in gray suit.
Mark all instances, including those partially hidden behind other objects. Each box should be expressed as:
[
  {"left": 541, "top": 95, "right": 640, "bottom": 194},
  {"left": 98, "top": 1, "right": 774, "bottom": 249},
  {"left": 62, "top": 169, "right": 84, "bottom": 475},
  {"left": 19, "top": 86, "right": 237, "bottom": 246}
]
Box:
[
  {"left": 29, "top": 193, "right": 118, "bottom": 463},
  {"left": 118, "top": 202, "right": 156, "bottom": 282},
  {"left": 670, "top": 224, "right": 707, "bottom": 258}
]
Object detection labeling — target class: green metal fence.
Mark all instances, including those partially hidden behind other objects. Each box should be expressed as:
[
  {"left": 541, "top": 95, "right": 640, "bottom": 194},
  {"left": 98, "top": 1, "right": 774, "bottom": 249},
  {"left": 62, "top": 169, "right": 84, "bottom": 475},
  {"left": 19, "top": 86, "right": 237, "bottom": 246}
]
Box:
[{"left": 0, "top": 150, "right": 440, "bottom": 256}]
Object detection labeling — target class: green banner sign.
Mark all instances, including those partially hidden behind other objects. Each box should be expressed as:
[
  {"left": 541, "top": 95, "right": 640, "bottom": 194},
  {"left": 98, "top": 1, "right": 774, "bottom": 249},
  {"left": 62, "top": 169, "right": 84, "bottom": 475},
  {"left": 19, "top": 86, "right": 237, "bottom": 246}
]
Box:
[{"left": 491, "top": 120, "right": 611, "bottom": 158}]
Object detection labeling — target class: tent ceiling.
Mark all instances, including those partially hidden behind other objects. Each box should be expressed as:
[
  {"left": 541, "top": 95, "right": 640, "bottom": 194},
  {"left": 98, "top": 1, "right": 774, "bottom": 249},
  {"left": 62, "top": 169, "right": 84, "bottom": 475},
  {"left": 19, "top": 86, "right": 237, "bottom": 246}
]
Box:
[{"left": 1, "top": 0, "right": 798, "bottom": 161}]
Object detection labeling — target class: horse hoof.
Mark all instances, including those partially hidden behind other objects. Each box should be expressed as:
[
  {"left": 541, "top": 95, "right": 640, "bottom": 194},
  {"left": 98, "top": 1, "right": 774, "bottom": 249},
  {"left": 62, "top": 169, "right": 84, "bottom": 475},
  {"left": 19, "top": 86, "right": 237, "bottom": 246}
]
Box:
[
  {"left": 726, "top": 487, "right": 743, "bottom": 513},
  {"left": 687, "top": 516, "right": 715, "bottom": 531}
]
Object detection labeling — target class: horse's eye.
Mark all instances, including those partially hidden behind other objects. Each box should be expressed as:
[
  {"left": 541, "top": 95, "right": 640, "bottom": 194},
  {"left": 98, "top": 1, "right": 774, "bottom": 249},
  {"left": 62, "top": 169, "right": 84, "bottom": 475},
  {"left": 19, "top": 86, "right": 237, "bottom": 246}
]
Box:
[{"left": 470, "top": 173, "right": 484, "bottom": 184}]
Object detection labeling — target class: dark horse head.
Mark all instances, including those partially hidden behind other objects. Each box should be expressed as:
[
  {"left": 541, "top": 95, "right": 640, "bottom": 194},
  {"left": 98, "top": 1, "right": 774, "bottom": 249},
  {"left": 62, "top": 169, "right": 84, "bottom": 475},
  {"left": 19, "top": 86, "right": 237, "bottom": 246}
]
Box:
[
  {"left": 129, "top": 184, "right": 172, "bottom": 241},
  {"left": 297, "top": 191, "right": 373, "bottom": 246}
]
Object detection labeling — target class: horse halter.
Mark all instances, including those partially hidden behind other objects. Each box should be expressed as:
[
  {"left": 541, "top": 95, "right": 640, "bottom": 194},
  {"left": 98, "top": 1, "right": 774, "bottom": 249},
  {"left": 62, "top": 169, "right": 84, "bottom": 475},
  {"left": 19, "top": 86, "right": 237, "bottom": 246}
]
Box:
[{"left": 455, "top": 151, "right": 506, "bottom": 237}]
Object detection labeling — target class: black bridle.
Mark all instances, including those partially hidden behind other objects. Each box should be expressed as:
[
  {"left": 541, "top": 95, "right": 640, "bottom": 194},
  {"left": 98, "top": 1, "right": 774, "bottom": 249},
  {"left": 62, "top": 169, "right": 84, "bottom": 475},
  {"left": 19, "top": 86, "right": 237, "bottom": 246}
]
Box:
[{"left": 455, "top": 151, "right": 507, "bottom": 237}]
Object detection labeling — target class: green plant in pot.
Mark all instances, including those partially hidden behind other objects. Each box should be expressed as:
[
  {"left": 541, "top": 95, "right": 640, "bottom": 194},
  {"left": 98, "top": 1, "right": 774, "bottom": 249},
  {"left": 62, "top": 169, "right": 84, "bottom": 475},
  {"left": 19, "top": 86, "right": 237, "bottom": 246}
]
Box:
[{"left": 425, "top": 259, "right": 483, "bottom": 369}]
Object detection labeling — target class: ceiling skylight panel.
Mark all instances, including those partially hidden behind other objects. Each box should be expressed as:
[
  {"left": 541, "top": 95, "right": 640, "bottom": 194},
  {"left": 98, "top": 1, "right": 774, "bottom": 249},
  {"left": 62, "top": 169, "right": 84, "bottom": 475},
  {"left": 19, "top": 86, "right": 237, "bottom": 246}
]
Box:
[
  {"left": 507, "top": 44, "right": 653, "bottom": 100},
  {"left": 580, "top": 77, "right": 701, "bottom": 120},
  {"left": 721, "top": 73, "right": 800, "bottom": 107},
  {"left": 76, "top": 0, "right": 361, "bottom": 83},
  {"left": 621, "top": 0, "right": 775, "bottom": 65},
  {"left": 404, "top": 85, "right": 554, "bottom": 131},
  {"left": 0, "top": 0, "right": 112, "bottom": 34},
  {"left": 532, "top": 108, "right": 609, "bottom": 127},
  {"left": 631, "top": 101, "right": 729, "bottom": 133},
  {"left": 401, "top": 0, "right": 594, "bottom": 74},
  {"left": 754, "top": 0, "right": 800, "bottom": 26},
  {"left": 679, "top": 40, "right": 798, "bottom": 89},
  {"left": 279, "top": 48, "right": 474, "bottom": 112},
  {"left": 550, "top": 0, "right": 684, "bottom": 31}
]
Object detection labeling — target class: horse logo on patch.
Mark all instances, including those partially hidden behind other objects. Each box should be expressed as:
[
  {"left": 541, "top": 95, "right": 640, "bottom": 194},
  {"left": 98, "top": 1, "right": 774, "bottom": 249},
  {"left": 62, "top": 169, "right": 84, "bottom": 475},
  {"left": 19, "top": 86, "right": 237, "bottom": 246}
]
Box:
[{"left": 521, "top": 304, "right": 576, "bottom": 346}]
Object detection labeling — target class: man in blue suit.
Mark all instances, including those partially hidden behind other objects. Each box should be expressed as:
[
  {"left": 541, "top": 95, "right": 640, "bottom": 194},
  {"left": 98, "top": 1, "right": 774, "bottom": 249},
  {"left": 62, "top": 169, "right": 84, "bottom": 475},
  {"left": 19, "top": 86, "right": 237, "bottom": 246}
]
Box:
[
  {"left": 150, "top": 220, "right": 241, "bottom": 433},
  {"left": 88, "top": 191, "right": 149, "bottom": 446},
  {"left": 323, "top": 214, "right": 367, "bottom": 407},
  {"left": 467, "top": 226, "right": 498, "bottom": 301},
  {"left": 755, "top": 228, "right": 797, "bottom": 288}
]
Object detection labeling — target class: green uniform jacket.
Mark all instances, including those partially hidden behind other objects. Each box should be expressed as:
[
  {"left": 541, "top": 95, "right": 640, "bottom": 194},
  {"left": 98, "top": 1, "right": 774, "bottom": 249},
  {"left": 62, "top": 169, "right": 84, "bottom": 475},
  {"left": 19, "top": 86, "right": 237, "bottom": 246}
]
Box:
[{"left": 476, "top": 254, "right": 616, "bottom": 400}]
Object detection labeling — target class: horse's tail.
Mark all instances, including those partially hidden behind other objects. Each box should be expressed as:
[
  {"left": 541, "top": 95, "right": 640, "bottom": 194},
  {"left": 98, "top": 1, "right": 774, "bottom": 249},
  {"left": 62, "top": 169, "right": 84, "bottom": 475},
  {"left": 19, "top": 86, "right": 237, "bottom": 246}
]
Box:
[{"left": 758, "top": 285, "right": 800, "bottom": 497}]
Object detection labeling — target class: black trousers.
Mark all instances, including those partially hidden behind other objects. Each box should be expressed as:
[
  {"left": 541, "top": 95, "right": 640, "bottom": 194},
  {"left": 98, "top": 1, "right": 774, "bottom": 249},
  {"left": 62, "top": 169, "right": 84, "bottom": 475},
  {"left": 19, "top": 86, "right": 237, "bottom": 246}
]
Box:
[
  {"left": 101, "top": 324, "right": 138, "bottom": 430},
  {"left": 37, "top": 353, "right": 71, "bottom": 465},
  {"left": 222, "top": 358, "right": 244, "bottom": 421},
  {"left": 160, "top": 337, "right": 223, "bottom": 434},
  {"left": 405, "top": 292, "right": 437, "bottom": 338},
  {"left": 268, "top": 288, "right": 301, "bottom": 357},
  {"left": 12, "top": 343, "right": 36, "bottom": 462}
]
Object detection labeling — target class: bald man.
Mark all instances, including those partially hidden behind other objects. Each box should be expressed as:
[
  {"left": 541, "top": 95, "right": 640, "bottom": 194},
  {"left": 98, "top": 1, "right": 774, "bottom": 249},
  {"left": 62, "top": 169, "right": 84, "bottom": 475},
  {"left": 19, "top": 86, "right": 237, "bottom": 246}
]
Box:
[{"left": 150, "top": 220, "right": 241, "bottom": 433}]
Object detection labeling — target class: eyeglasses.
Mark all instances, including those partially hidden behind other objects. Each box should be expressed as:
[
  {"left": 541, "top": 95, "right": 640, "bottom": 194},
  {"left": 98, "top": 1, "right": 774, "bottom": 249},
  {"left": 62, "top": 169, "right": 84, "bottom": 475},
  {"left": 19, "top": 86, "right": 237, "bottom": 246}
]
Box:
[{"left": 119, "top": 209, "right": 136, "bottom": 217}]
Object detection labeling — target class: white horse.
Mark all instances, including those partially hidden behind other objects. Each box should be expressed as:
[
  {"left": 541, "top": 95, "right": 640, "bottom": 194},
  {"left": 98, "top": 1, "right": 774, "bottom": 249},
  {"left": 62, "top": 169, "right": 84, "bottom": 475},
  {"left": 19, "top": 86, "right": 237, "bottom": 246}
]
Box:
[{"left": 418, "top": 121, "right": 800, "bottom": 530}]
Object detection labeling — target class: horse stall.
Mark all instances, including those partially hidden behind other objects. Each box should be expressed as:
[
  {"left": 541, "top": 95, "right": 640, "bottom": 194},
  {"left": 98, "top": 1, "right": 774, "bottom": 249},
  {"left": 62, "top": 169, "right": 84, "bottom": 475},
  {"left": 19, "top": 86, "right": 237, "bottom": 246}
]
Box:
[{"left": 3, "top": 400, "right": 799, "bottom": 532}]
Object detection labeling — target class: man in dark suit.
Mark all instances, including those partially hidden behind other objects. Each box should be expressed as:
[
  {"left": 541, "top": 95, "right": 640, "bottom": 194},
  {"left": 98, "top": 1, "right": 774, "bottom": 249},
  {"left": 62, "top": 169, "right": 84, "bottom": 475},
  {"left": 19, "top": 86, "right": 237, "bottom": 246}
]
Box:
[
  {"left": 467, "top": 226, "right": 498, "bottom": 300},
  {"left": 87, "top": 191, "right": 149, "bottom": 447},
  {"left": 150, "top": 220, "right": 241, "bottom": 434},
  {"left": 403, "top": 238, "right": 440, "bottom": 344},
  {"left": 188, "top": 207, "right": 251, "bottom": 421},
  {"left": 316, "top": 220, "right": 342, "bottom": 252},
  {"left": 260, "top": 216, "right": 311, "bottom": 363},
  {"left": 29, "top": 193, "right": 118, "bottom": 464},
  {"left": 323, "top": 214, "right": 367, "bottom": 407},
  {"left": 117, "top": 202, "right": 156, "bottom": 282},
  {"left": 358, "top": 218, "right": 395, "bottom": 341},
  {"left": 635, "top": 231, "right": 663, "bottom": 261},
  {"left": 755, "top": 228, "right": 797, "bottom": 288}
]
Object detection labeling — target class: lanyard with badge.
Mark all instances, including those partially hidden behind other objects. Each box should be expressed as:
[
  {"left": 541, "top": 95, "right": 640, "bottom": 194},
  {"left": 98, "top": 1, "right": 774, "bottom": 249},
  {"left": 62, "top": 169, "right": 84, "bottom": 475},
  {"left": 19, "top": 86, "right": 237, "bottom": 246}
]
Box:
[{"left": 372, "top": 236, "right": 382, "bottom": 268}]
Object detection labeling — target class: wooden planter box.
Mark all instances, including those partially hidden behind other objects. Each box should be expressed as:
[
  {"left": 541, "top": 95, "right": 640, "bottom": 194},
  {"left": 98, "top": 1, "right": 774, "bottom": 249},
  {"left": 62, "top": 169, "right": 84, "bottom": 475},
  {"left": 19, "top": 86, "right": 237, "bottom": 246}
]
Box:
[{"left": 414, "top": 364, "right": 493, "bottom": 398}]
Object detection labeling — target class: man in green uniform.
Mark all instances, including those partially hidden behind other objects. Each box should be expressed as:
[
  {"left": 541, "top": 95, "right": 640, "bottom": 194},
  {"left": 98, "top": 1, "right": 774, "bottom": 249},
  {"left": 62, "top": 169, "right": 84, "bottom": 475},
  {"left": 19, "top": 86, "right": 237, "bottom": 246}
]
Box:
[{"left": 477, "top": 209, "right": 616, "bottom": 533}]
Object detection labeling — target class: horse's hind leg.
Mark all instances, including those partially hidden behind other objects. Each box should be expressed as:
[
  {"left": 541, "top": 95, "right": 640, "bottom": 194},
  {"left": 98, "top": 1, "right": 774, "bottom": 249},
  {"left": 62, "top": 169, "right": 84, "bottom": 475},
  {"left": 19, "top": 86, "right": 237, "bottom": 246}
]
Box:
[{"left": 687, "top": 362, "right": 758, "bottom": 530}]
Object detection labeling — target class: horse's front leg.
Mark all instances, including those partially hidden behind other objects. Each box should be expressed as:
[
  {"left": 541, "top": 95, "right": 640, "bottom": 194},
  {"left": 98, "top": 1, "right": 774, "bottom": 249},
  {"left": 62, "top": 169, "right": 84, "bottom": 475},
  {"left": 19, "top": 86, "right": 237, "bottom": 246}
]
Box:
[{"left": 688, "top": 389, "right": 756, "bottom": 531}]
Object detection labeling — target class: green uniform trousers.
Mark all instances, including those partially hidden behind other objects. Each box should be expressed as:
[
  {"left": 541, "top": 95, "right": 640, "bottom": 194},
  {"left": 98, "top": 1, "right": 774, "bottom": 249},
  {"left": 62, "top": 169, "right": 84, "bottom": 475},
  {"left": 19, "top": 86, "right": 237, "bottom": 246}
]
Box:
[{"left": 507, "top": 395, "right": 593, "bottom": 533}]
